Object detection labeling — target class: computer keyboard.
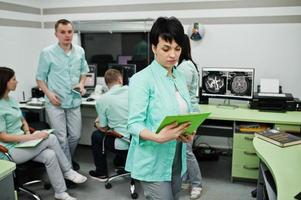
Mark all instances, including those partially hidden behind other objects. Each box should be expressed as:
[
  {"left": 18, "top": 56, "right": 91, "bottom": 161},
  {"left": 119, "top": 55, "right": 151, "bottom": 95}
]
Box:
[
  {"left": 86, "top": 97, "right": 95, "bottom": 102},
  {"left": 83, "top": 89, "right": 94, "bottom": 98},
  {"left": 258, "top": 93, "right": 286, "bottom": 97}
]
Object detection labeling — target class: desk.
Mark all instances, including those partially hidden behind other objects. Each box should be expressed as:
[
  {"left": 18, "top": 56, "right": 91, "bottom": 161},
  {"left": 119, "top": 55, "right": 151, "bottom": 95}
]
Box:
[
  {"left": 0, "top": 160, "right": 16, "bottom": 200},
  {"left": 18, "top": 100, "right": 98, "bottom": 145},
  {"left": 199, "top": 104, "right": 301, "bottom": 181},
  {"left": 200, "top": 104, "right": 301, "bottom": 129},
  {"left": 253, "top": 137, "right": 301, "bottom": 200},
  {"left": 80, "top": 101, "right": 97, "bottom": 145},
  {"left": 19, "top": 99, "right": 96, "bottom": 124},
  {"left": 19, "top": 103, "right": 46, "bottom": 122},
  {"left": 82, "top": 98, "right": 97, "bottom": 106}
]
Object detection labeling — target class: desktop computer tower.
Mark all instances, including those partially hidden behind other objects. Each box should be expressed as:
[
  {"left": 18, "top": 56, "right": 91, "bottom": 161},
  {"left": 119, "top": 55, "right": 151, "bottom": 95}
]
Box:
[
  {"left": 199, "top": 87, "right": 209, "bottom": 104},
  {"left": 31, "top": 86, "right": 44, "bottom": 98}
]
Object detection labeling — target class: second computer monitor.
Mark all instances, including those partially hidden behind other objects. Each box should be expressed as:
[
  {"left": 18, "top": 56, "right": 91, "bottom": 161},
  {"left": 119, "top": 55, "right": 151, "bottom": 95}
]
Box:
[
  {"left": 118, "top": 55, "right": 133, "bottom": 65},
  {"left": 84, "top": 64, "right": 97, "bottom": 89},
  {"left": 108, "top": 63, "right": 136, "bottom": 85}
]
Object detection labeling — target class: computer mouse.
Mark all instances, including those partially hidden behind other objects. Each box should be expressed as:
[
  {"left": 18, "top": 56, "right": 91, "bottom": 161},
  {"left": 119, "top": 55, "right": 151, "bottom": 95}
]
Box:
[{"left": 86, "top": 97, "right": 95, "bottom": 102}]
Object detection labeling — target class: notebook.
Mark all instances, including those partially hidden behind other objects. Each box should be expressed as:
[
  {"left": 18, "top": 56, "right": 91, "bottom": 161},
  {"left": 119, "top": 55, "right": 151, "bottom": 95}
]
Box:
[
  {"left": 156, "top": 112, "right": 211, "bottom": 135},
  {"left": 15, "top": 129, "right": 55, "bottom": 148}
]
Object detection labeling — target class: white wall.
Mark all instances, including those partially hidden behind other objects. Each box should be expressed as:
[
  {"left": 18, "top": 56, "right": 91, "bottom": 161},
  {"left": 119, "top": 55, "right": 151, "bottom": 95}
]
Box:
[
  {"left": 0, "top": 27, "right": 44, "bottom": 101},
  {"left": 188, "top": 23, "right": 301, "bottom": 98},
  {"left": 0, "top": 26, "right": 79, "bottom": 102}
]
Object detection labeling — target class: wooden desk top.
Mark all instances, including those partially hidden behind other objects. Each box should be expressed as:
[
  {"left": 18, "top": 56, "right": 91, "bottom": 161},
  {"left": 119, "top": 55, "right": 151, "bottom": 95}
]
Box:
[
  {"left": 253, "top": 137, "right": 301, "bottom": 200},
  {"left": 0, "top": 160, "right": 15, "bottom": 181},
  {"left": 200, "top": 104, "right": 301, "bottom": 125}
]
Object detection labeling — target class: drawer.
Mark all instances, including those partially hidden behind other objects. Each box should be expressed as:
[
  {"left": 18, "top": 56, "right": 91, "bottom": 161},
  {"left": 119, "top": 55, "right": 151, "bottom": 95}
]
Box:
[
  {"left": 231, "top": 164, "right": 259, "bottom": 180},
  {"left": 274, "top": 124, "right": 301, "bottom": 133},
  {"left": 233, "top": 133, "right": 255, "bottom": 150},
  {"left": 232, "top": 149, "right": 259, "bottom": 166}
]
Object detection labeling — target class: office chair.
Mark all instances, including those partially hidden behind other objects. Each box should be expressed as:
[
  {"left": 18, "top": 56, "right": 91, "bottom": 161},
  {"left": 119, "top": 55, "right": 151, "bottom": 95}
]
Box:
[
  {"left": 0, "top": 146, "right": 51, "bottom": 200},
  {"left": 101, "top": 130, "right": 138, "bottom": 199},
  {"left": 91, "top": 54, "right": 114, "bottom": 76},
  {"left": 0, "top": 122, "right": 51, "bottom": 200},
  {"left": 128, "top": 59, "right": 148, "bottom": 73}
]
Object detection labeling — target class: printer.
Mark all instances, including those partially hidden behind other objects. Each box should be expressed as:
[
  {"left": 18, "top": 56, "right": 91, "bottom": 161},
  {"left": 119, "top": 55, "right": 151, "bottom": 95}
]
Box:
[
  {"left": 250, "top": 93, "right": 300, "bottom": 112},
  {"left": 250, "top": 79, "right": 300, "bottom": 112}
]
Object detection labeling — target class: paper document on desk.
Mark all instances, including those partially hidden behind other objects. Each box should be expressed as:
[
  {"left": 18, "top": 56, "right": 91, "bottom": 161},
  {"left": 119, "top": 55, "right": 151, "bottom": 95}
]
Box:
[
  {"left": 15, "top": 129, "right": 55, "bottom": 148},
  {"left": 260, "top": 78, "right": 279, "bottom": 93}
]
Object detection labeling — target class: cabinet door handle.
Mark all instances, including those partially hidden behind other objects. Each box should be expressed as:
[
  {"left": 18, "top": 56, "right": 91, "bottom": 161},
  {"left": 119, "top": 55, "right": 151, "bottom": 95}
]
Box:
[
  {"left": 244, "top": 136, "right": 253, "bottom": 141},
  {"left": 243, "top": 151, "right": 257, "bottom": 156},
  {"left": 243, "top": 165, "right": 259, "bottom": 170}
]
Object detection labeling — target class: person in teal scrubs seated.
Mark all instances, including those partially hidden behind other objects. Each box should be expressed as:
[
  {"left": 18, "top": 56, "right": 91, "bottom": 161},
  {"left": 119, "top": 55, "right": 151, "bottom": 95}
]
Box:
[
  {"left": 0, "top": 67, "right": 87, "bottom": 200},
  {"left": 89, "top": 69, "right": 130, "bottom": 181},
  {"left": 177, "top": 34, "right": 203, "bottom": 199},
  {"left": 125, "top": 17, "right": 195, "bottom": 200}
]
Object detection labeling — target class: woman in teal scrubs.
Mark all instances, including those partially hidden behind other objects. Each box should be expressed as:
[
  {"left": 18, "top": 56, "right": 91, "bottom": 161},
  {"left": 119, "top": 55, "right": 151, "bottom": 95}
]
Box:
[
  {"left": 0, "top": 67, "right": 87, "bottom": 200},
  {"left": 125, "top": 17, "right": 195, "bottom": 200},
  {"left": 177, "top": 34, "right": 203, "bottom": 199}
]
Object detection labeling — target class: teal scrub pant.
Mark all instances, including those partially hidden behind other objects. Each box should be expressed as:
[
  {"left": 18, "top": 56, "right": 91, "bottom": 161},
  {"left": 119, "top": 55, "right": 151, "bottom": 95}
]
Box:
[
  {"left": 10, "top": 134, "right": 72, "bottom": 194},
  {"left": 46, "top": 105, "right": 81, "bottom": 163}
]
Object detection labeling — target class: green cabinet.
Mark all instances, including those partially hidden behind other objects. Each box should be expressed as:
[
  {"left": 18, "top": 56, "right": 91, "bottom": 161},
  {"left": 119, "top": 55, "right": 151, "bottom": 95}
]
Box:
[
  {"left": 199, "top": 104, "right": 301, "bottom": 182},
  {"left": 274, "top": 124, "right": 301, "bottom": 133},
  {"left": 0, "top": 160, "right": 16, "bottom": 200},
  {"left": 232, "top": 132, "right": 259, "bottom": 180}
]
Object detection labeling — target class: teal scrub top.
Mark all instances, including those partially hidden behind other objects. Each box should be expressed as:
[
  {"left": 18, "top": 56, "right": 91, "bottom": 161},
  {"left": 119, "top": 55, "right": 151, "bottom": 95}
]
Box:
[
  {"left": 177, "top": 60, "right": 200, "bottom": 112},
  {"left": 125, "top": 60, "right": 192, "bottom": 182},
  {"left": 36, "top": 43, "right": 89, "bottom": 108},
  {"left": 0, "top": 97, "right": 23, "bottom": 159},
  {"left": 95, "top": 85, "right": 130, "bottom": 150}
]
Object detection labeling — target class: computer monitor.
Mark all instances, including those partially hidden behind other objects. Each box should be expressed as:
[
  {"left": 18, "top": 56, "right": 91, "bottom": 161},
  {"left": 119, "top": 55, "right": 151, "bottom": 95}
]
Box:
[
  {"left": 108, "top": 63, "right": 136, "bottom": 85},
  {"left": 118, "top": 55, "right": 132, "bottom": 65},
  {"left": 90, "top": 54, "right": 113, "bottom": 77},
  {"left": 201, "top": 67, "right": 255, "bottom": 100},
  {"left": 84, "top": 64, "right": 97, "bottom": 89}
]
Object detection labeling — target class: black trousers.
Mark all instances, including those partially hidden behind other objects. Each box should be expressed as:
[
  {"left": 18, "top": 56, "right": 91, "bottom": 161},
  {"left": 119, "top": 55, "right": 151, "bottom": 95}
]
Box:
[{"left": 91, "top": 130, "right": 128, "bottom": 176}]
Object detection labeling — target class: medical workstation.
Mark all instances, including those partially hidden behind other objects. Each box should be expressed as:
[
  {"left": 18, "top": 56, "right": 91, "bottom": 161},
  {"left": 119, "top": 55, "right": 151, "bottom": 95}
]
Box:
[{"left": 0, "top": 1, "right": 301, "bottom": 200}]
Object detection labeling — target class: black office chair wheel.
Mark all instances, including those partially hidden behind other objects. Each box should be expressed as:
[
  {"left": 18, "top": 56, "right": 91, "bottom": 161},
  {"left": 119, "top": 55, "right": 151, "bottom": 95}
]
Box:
[
  {"left": 105, "top": 183, "right": 112, "bottom": 189},
  {"left": 251, "top": 188, "right": 257, "bottom": 198},
  {"left": 116, "top": 168, "right": 126, "bottom": 175},
  {"left": 131, "top": 192, "right": 138, "bottom": 199},
  {"left": 44, "top": 183, "right": 51, "bottom": 190}
]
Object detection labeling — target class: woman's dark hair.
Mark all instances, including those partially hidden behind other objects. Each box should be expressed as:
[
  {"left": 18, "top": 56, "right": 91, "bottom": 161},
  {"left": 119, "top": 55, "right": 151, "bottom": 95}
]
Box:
[
  {"left": 178, "top": 34, "right": 199, "bottom": 72},
  {"left": 150, "top": 17, "right": 184, "bottom": 48},
  {"left": 0, "top": 67, "right": 15, "bottom": 99}
]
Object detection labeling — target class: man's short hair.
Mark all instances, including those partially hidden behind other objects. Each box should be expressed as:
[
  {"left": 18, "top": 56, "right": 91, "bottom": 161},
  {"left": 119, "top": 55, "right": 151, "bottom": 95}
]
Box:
[
  {"left": 55, "top": 19, "right": 73, "bottom": 32},
  {"left": 104, "top": 69, "right": 122, "bottom": 85}
]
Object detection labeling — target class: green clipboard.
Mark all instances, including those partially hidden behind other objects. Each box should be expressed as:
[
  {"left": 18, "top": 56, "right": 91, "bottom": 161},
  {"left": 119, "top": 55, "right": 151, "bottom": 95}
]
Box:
[{"left": 156, "top": 112, "right": 211, "bottom": 135}]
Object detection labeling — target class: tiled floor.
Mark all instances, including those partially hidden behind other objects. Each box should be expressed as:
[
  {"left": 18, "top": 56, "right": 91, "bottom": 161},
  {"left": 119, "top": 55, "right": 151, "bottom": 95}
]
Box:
[{"left": 18, "top": 145, "right": 256, "bottom": 200}]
